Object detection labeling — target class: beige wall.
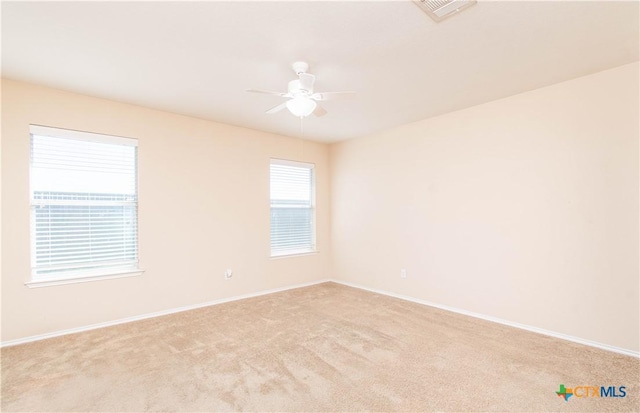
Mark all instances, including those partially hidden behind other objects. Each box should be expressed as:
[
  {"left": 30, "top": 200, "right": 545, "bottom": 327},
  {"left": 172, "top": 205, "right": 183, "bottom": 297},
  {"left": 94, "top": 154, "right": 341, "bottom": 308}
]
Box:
[
  {"left": 1, "top": 79, "right": 331, "bottom": 342},
  {"left": 330, "top": 62, "right": 639, "bottom": 352}
]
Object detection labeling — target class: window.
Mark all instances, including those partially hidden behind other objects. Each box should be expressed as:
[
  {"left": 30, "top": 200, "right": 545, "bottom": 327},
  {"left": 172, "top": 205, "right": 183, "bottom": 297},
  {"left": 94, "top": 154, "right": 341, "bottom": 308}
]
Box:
[
  {"left": 29, "top": 125, "right": 140, "bottom": 285},
  {"left": 270, "top": 159, "right": 316, "bottom": 257}
]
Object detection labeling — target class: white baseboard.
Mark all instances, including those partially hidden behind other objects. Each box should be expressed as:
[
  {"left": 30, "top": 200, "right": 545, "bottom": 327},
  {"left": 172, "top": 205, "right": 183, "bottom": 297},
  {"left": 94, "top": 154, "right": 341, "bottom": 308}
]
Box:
[
  {"left": 330, "top": 279, "right": 640, "bottom": 359},
  {"left": 4, "top": 278, "right": 638, "bottom": 358},
  {"left": 0, "top": 279, "right": 331, "bottom": 348}
]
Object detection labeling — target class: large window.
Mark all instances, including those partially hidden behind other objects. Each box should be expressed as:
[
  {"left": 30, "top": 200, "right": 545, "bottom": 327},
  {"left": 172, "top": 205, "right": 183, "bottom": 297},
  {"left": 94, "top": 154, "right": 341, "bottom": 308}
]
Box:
[
  {"left": 29, "top": 125, "right": 140, "bottom": 285},
  {"left": 270, "top": 159, "right": 316, "bottom": 257}
]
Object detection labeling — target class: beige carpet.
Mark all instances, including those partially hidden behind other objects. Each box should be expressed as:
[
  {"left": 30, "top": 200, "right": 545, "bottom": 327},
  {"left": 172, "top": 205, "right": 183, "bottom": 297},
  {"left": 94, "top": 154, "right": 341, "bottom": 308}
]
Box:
[{"left": 1, "top": 282, "right": 638, "bottom": 412}]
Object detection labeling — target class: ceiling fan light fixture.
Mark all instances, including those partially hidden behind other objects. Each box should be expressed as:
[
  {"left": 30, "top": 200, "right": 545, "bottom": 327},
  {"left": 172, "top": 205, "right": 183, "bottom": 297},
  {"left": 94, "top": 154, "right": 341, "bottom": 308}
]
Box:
[{"left": 286, "top": 97, "right": 317, "bottom": 118}]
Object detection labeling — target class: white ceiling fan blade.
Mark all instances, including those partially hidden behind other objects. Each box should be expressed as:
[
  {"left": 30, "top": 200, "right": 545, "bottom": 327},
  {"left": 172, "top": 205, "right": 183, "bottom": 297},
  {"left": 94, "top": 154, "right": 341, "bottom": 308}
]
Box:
[
  {"left": 265, "top": 101, "right": 288, "bottom": 114},
  {"left": 298, "top": 73, "right": 315, "bottom": 91},
  {"left": 246, "top": 89, "right": 288, "bottom": 97},
  {"left": 313, "top": 105, "right": 327, "bottom": 117},
  {"left": 311, "top": 91, "right": 356, "bottom": 101}
]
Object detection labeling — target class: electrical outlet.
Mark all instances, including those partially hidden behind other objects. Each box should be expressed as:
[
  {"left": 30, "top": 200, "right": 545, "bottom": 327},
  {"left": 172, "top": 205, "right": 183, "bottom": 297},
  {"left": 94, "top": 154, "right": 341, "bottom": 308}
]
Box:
[
  {"left": 400, "top": 269, "right": 407, "bottom": 278},
  {"left": 224, "top": 269, "right": 233, "bottom": 279}
]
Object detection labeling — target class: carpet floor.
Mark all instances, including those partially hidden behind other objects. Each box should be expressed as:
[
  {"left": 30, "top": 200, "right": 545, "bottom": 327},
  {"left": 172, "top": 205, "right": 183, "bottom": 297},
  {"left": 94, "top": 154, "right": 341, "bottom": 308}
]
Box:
[{"left": 1, "top": 282, "right": 638, "bottom": 412}]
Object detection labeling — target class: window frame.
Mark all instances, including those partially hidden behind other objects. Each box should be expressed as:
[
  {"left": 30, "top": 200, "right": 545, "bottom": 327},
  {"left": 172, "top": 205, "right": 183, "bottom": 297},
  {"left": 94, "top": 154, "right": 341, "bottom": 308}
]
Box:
[
  {"left": 269, "top": 158, "right": 317, "bottom": 258},
  {"left": 26, "top": 125, "right": 143, "bottom": 288}
]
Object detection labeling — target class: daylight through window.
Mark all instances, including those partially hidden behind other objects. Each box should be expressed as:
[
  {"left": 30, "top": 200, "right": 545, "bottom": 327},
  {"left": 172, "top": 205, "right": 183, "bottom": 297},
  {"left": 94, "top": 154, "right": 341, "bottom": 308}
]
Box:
[
  {"left": 29, "top": 125, "right": 139, "bottom": 282},
  {"left": 270, "top": 159, "right": 316, "bottom": 257}
]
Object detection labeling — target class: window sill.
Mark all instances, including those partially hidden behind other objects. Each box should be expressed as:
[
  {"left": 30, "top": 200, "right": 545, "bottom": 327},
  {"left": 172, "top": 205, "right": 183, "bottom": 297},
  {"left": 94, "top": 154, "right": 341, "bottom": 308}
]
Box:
[
  {"left": 270, "top": 250, "right": 319, "bottom": 260},
  {"left": 25, "top": 269, "right": 145, "bottom": 288}
]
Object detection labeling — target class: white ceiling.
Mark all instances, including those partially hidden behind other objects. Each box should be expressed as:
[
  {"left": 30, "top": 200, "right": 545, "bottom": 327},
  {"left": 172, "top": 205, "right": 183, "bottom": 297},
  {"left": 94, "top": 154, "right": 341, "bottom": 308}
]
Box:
[{"left": 2, "top": 1, "right": 638, "bottom": 143}]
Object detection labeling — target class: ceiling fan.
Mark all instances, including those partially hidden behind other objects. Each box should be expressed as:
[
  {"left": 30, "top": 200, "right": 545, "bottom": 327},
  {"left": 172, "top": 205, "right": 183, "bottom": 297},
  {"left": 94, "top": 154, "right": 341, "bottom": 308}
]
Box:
[{"left": 247, "top": 61, "right": 355, "bottom": 118}]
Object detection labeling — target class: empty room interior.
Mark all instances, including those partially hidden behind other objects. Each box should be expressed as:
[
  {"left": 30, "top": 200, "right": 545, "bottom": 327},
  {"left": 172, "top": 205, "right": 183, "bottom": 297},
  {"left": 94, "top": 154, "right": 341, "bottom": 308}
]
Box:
[{"left": 1, "top": 1, "right": 639, "bottom": 412}]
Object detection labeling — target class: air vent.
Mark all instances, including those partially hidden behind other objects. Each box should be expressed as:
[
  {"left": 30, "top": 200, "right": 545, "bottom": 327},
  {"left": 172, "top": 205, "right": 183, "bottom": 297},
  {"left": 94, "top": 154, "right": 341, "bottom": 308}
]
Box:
[{"left": 413, "top": 0, "right": 477, "bottom": 22}]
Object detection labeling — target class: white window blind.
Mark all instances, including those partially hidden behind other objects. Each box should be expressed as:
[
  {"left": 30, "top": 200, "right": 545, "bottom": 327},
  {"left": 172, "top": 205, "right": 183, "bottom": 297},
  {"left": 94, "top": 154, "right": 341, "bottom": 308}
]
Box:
[
  {"left": 270, "top": 159, "right": 315, "bottom": 256},
  {"left": 29, "top": 125, "right": 139, "bottom": 281}
]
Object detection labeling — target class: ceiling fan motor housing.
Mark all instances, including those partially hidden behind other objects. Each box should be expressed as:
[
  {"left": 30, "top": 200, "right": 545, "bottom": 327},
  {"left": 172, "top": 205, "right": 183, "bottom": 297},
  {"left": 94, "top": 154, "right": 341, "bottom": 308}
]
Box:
[{"left": 288, "top": 79, "right": 311, "bottom": 96}]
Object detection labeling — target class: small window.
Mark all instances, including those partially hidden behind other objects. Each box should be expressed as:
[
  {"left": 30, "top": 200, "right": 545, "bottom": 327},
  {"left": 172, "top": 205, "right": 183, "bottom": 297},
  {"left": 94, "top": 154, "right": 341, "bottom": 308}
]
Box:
[
  {"left": 29, "top": 125, "right": 139, "bottom": 284},
  {"left": 270, "top": 159, "right": 316, "bottom": 257}
]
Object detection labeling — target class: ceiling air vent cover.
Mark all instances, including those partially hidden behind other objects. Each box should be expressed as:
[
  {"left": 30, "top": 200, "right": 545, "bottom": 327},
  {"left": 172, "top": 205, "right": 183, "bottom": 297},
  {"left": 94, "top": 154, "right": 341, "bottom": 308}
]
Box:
[{"left": 413, "top": 0, "right": 477, "bottom": 22}]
